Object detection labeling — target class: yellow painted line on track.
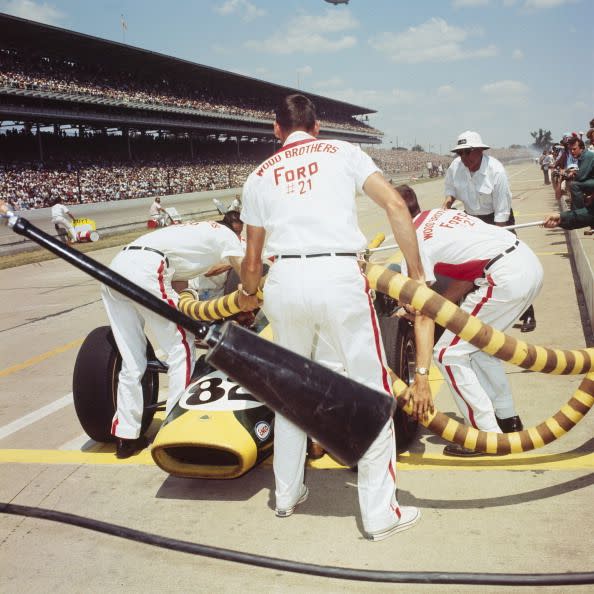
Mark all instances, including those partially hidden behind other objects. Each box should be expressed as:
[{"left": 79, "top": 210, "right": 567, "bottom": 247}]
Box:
[
  {"left": 1, "top": 448, "right": 592, "bottom": 471},
  {"left": 0, "top": 338, "right": 84, "bottom": 378}
]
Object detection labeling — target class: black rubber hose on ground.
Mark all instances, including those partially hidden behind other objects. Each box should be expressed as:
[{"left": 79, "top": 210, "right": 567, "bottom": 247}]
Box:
[{"left": 1, "top": 503, "right": 592, "bottom": 586}]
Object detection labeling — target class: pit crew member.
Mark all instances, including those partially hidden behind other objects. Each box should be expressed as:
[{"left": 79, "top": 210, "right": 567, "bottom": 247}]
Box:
[
  {"left": 102, "top": 218, "right": 254, "bottom": 458},
  {"left": 240, "top": 94, "right": 434, "bottom": 541},
  {"left": 399, "top": 184, "right": 543, "bottom": 456}
]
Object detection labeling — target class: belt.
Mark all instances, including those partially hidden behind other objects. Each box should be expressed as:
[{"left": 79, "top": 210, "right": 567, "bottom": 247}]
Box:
[
  {"left": 275, "top": 252, "right": 358, "bottom": 259},
  {"left": 484, "top": 240, "right": 519, "bottom": 272},
  {"left": 123, "top": 245, "right": 169, "bottom": 267}
]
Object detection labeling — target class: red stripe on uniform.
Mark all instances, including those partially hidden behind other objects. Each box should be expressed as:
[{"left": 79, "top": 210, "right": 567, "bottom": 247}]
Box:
[
  {"left": 413, "top": 210, "right": 431, "bottom": 229},
  {"left": 276, "top": 137, "right": 318, "bottom": 154},
  {"left": 444, "top": 364, "right": 477, "bottom": 428},
  {"left": 157, "top": 260, "right": 192, "bottom": 387},
  {"left": 111, "top": 418, "right": 118, "bottom": 436},
  {"left": 361, "top": 271, "right": 392, "bottom": 395}
]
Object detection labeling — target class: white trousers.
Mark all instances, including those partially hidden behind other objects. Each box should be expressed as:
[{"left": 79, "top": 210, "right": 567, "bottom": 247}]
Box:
[
  {"left": 101, "top": 249, "right": 195, "bottom": 439},
  {"left": 52, "top": 216, "right": 76, "bottom": 241},
  {"left": 264, "top": 256, "right": 400, "bottom": 533},
  {"left": 434, "top": 243, "right": 543, "bottom": 432}
]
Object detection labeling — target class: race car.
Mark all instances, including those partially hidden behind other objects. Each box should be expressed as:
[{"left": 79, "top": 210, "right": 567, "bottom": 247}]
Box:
[{"left": 72, "top": 294, "right": 418, "bottom": 479}]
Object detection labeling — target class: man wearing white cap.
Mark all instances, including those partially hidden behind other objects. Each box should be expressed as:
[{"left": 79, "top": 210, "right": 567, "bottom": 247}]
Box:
[{"left": 442, "top": 130, "right": 536, "bottom": 334}]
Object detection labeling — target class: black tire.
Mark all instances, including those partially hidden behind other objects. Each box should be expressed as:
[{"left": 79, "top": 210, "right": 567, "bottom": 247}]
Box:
[
  {"left": 72, "top": 326, "right": 159, "bottom": 442},
  {"left": 378, "top": 315, "right": 419, "bottom": 452}
]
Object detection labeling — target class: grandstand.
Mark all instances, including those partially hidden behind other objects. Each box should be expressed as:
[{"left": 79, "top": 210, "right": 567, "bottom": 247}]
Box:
[{"left": 0, "top": 12, "right": 384, "bottom": 209}]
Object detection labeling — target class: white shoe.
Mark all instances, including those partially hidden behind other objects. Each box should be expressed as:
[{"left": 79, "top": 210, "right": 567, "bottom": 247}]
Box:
[
  {"left": 275, "top": 485, "right": 309, "bottom": 518},
  {"left": 365, "top": 506, "right": 421, "bottom": 541}
]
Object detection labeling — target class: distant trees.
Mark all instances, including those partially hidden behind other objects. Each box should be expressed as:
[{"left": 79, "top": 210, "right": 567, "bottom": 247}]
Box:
[
  {"left": 391, "top": 146, "right": 408, "bottom": 151},
  {"left": 509, "top": 144, "right": 525, "bottom": 149},
  {"left": 530, "top": 129, "right": 553, "bottom": 150},
  {"left": 411, "top": 144, "right": 424, "bottom": 152}
]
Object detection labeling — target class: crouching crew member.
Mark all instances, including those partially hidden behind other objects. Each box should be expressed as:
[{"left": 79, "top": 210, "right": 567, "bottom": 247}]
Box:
[{"left": 102, "top": 218, "right": 254, "bottom": 458}]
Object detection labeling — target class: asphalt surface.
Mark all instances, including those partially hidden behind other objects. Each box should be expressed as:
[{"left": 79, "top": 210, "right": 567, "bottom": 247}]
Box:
[{"left": 1, "top": 163, "right": 593, "bottom": 593}]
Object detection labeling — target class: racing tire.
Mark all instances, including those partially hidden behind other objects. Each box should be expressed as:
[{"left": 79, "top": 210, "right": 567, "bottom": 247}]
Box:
[
  {"left": 72, "top": 326, "right": 159, "bottom": 442},
  {"left": 378, "top": 315, "right": 419, "bottom": 452}
]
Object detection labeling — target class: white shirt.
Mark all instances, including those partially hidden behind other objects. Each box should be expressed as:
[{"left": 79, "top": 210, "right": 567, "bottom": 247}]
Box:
[
  {"left": 241, "top": 131, "right": 380, "bottom": 255},
  {"left": 401, "top": 209, "right": 520, "bottom": 285},
  {"left": 149, "top": 200, "right": 163, "bottom": 218},
  {"left": 130, "top": 221, "right": 244, "bottom": 281},
  {"left": 51, "top": 203, "right": 70, "bottom": 221},
  {"left": 444, "top": 154, "right": 512, "bottom": 223}
]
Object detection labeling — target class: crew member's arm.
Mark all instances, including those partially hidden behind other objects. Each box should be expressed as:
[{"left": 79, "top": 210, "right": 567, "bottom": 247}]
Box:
[
  {"left": 544, "top": 208, "right": 594, "bottom": 230},
  {"left": 492, "top": 170, "right": 512, "bottom": 227},
  {"left": 363, "top": 173, "right": 434, "bottom": 419},
  {"left": 204, "top": 263, "right": 232, "bottom": 277},
  {"left": 440, "top": 279, "right": 475, "bottom": 303},
  {"left": 442, "top": 195, "right": 457, "bottom": 209},
  {"left": 238, "top": 224, "right": 264, "bottom": 312}
]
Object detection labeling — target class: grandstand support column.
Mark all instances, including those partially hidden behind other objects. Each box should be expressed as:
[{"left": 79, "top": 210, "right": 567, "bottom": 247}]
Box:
[
  {"left": 36, "top": 124, "right": 44, "bottom": 163},
  {"left": 123, "top": 126, "right": 132, "bottom": 160},
  {"left": 189, "top": 134, "right": 194, "bottom": 159},
  {"left": 76, "top": 168, "right": 82, "bottom": 204}
]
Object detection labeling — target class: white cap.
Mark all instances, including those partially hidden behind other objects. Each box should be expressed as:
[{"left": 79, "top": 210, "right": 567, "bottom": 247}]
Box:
[{"left": 451, "top": 130, "right": 490, "bottom": 153}]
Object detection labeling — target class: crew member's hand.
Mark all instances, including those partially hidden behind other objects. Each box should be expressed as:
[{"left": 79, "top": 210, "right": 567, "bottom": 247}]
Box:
[
  {"left": 401, "top": 375, "right": 434, "bottom": 421},
  {"left": 543, "top": 213, "right": 561, "bottom": 228},
  {"left": 237, "top": 284, "right": 260, "bottom": 312},
  {"left": 394, "top": 305, "right": 415, "bottom": 322}
]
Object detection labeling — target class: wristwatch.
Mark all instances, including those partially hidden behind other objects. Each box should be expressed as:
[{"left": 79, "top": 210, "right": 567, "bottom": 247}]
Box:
[{"left": 415, "top": 367, "right": 429, "bottom": 376}]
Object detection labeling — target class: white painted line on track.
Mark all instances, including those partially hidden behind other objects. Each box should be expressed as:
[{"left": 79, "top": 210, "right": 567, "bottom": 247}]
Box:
[
  {"left": 59, "top": 433, "right": 100, "bottom": 451},
  {"left": 0, "top": 393, "right": 73, "bottom": 440}
]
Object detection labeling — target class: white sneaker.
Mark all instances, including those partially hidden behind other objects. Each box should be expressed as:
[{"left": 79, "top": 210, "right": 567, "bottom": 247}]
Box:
[
  {"left": 275, "top": 485, "right": 309, "bottom": 518},
  {"left": 365, "top": 506, "right": 421, "bottom": 541}
]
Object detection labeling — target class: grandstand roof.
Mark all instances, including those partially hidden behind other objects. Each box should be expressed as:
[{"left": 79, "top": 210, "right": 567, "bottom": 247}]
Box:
[{"left": 0, "top": 12, "right": 376, "bottom": 117}]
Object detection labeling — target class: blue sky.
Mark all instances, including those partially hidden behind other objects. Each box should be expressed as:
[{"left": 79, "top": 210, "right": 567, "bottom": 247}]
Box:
[{"left": 1, "top": 0, "right": 592, "bottom": 153}]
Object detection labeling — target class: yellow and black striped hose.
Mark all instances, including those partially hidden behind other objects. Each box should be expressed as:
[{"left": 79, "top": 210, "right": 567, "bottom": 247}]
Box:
[{"left": 366, "top": 263, "right": 594, "bottom": 454}]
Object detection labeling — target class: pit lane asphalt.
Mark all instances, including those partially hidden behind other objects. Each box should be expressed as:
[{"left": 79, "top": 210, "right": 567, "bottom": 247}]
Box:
[{"left": 1, "top": 163, "right": 593, "bottom": 593}]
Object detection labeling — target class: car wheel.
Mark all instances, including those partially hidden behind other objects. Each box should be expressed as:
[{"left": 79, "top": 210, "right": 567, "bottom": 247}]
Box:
[
  {"left": 378, "top": 314, "right": 419, "bottom": 452},
  {"left": 72, "top": 326, "right": 159, "bottom": 442}
]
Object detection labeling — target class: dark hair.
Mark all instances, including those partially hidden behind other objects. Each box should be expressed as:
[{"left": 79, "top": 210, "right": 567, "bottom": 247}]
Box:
[
  {"left": 221, "top": 209, "right": 242, "bottom": 230},
  {"left": 568, "top": 137, "right": 585, "bottom": 149},
  {"left": 396, "top": 184, "right": 421, "bottom": 217},
  {"left": 275, "top": 94, "right": 317, "bottom": 133}
]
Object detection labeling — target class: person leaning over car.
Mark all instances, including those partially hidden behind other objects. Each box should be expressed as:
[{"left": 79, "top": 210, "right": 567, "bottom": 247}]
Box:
[
  {"left": 239, "top": 93, "right": 434, "bottom": 542},
  {"left": 102, "top": 218, "right": 256, "bottom": 459},
  {"left": 399, "top": 184, "right": 543, "bottom": 456}
]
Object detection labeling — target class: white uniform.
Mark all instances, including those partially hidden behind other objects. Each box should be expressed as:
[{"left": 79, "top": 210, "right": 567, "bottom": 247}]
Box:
[
  {"left": 102, "top": 222, "right": 244, "bottom": 439},
  {"left": 444, "top": 155, "right": 512, "bottom": 223},
  {"left": 402, "top": 209, "right": 543, "bottom": 432},
  {"left": 51, "top": 202, "right": 76, "bottom": 241},
  {"left": 242, "top": 131, "right": 402, "bottom": 534},
  {"left": 149, "top": 200, "right": 166, "bottom": 226}
]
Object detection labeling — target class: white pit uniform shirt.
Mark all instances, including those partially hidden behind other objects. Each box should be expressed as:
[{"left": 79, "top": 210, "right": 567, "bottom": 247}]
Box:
[
  {"left": 241, "top": 131, "right": 377, "bottom": 256},
  {"left": 51, "top": 203, "right": 71, "bottom": 222},
  {"left": 444, "top": 155, "right": 512, "bottom": 224},
  {"left": 402, "top": 209, "right": 543, "bottom": 432},
  {"left": 127, "top": 221, "right": 243, "bottom": 281}
]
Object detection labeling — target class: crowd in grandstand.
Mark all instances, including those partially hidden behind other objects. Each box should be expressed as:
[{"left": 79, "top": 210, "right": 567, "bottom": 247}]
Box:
[
  {"left": 0, "top": 139, "right": 538, "bottom": 212},
  {"left": 0, "top": 48, "right": 379, "bottom": 135},
  {"left": 0, "top": 159, "right": 257, "bottom": 210}
]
